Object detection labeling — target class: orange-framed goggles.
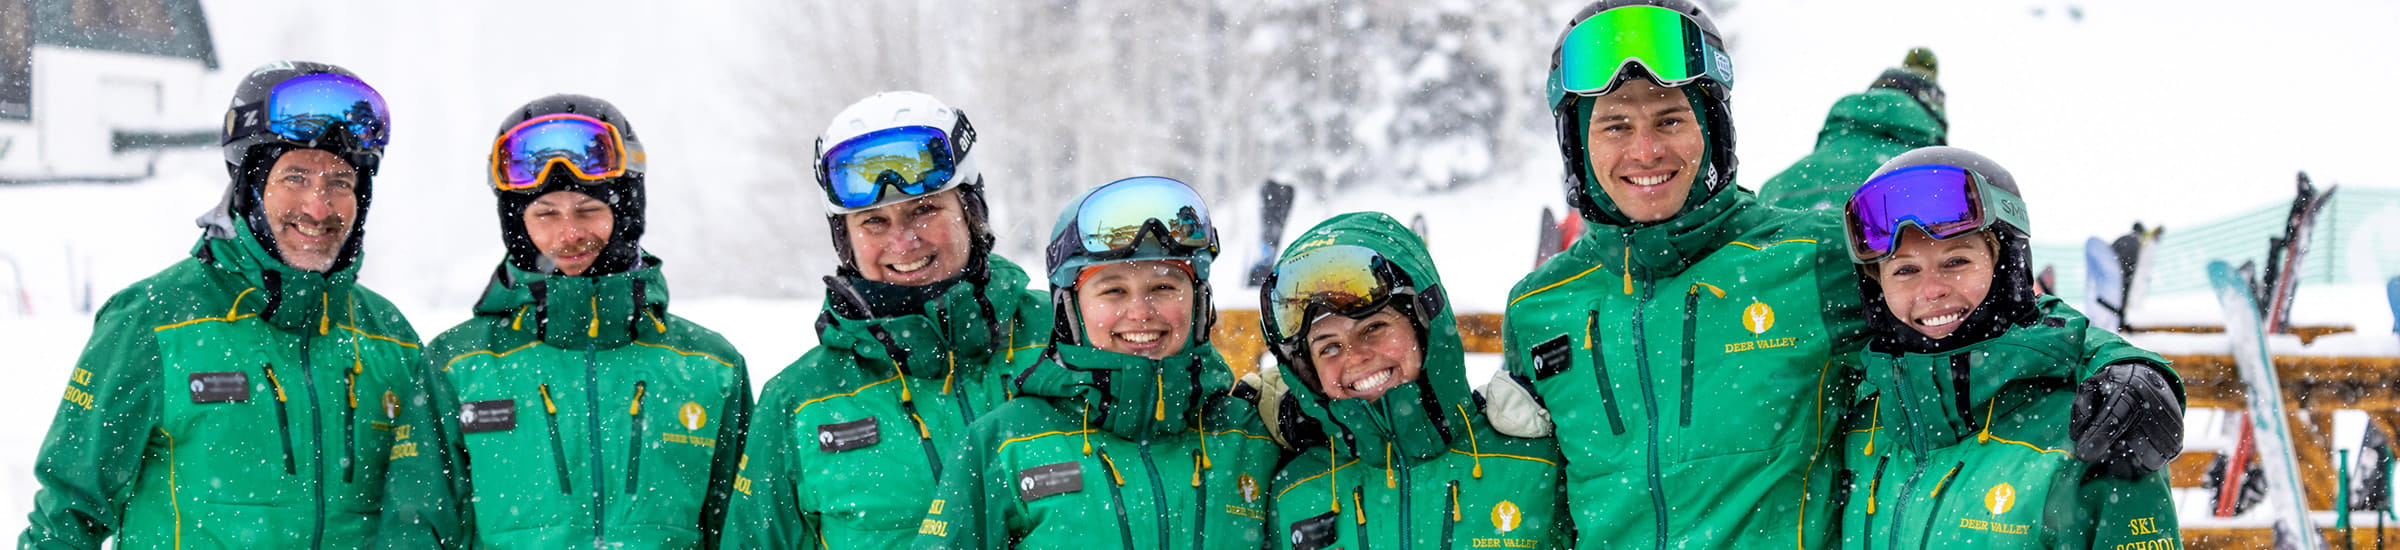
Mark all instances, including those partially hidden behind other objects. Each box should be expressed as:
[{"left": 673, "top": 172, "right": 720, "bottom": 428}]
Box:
[{"left": 488, "top": 113, "right": 645, "bottom": 192}]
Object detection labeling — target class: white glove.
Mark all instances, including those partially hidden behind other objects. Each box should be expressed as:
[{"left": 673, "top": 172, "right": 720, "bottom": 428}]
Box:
[
  {"left": 1479, "top": 369, "right": 1553, "bottom": 438},
  {"left": 1245, "top": 363, "right": 1300, "bottom": 448}
]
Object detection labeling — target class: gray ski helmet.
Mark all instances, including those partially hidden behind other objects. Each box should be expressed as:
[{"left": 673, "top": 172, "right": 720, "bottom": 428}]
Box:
[
  {"left": 1545, "top": 0, "right": 1738, "bottom": 226},
  {"left": 488, "top": 94, "right": 648, "bottom": 276},
  {"left": 1854, "top": 146, "right": 2040, "bottom": 351},
  {"left": 214, "top": 61, "right": 391, "bottom": 274}
]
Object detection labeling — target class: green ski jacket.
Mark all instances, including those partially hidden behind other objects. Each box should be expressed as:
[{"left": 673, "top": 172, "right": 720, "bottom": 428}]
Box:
[
  {"left": 911, "top": 342, "right": 1282, "bottom": 549},
  {"left": 378, "top": 257, "right": 750, "bottom": 549},
  {"left": 1756, "top": 88, "right": 1949, "bottom": 212},
  {"left": 729, "top": 256, "right": 1051, "bottom": 549},
  {"left": 1502, "top": 186, "right": 1869, "bottom": 549},
  {"left": 22, "top": 223, "right": 423, "bottom": 550},
  {"left": 1835, "top": 297, "right": 2180, "bottom": 550},
  {"left": 1268, "top": 212, "right": 1572, "bottom": 550}
]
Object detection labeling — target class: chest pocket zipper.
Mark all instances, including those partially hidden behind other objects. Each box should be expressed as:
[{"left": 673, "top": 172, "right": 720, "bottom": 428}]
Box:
[
  {"left": 626, "top": 380, "right": 647, "bottom": 494},
  {"left": 1584, "top": 311, "right": 1625, "bottom": 435},
  {"left": 1441, "top": 480, "right": 1460, "bottom": 547},
  {"left": 540, "top": 384, "right": 571, "bottom": 494},
  {"left": 263, "top": 364, "right": 297, "bottom": 475},
  {"left": 342, "top": 364, "right": 358, "bottom": 483}
]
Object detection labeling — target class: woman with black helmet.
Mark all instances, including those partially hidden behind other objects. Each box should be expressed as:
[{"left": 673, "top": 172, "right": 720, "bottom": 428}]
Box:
[
  {"left": 377, "top": 94, "right": 752, "bottom": 549},
  {"left": 911, "top": 176, "right": 1280, "bottom": 549},
  {"left": 1832, "top": 146, "right": 2179, "bottom": 548}
]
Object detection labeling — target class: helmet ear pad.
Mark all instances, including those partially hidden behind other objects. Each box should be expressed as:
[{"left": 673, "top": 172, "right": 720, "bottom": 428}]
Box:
[{"left": 495, "top": 170, "right": 647, "bottom": 276}]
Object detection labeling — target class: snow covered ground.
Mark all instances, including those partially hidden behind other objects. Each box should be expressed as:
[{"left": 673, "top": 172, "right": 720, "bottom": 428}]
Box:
[{"left": 1, "top": 0, "right": 2397, "bottom": 539}]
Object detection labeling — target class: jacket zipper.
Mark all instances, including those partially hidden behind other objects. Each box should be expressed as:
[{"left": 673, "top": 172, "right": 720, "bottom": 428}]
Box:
[
  {"left": 1139, "top": 440, "right": 1169, "bottom": 549},
  {"left": 263, "top": 364, "right": 297, "bottom": 475},
  {"left": 1630, "top": 280, "right": 1669, "bottom": 549},
  {"left": 296, "top": 333, "right": 326, "bottom": 550},
  {"left": 625, "top": 380, "right": 647, "bottom": 494},
  {"left": 1097, "top": 448, "right": 1137, "bottom": 549},
  {"left": 1440, "top": 480, "right": 1459, "bottom": 548},
  {"left": 1189, "top": 450, "right": 1207, "bottom": 550},
  {"left": 584, "top": 348, "right": 606, "bottom": 542},
  {"left": 1885, "top": 363, "right": 1933, "bottom": 550},
  {"left": 1679, "top": 290, "right": 1698, "bottom": 427},
  {"left": 1864, "top": 456, "right": 1889, "bottom": 550},
  {"left": 1396, "top": 450, "right": 1413, "bottom": 550},
  {"left": 898, "top": 397, "right": 944, "bottom": 480},
  {"left": 1582, "top": 312, "right": 1625, "bottom": 435},
  {"left": 1913, "top": 463, "right": 1965, "bottom": 550},
  {"left": 540, "top": 384, "right": 572, "bottom": 494},
  {"left": 1353, "top": 486, "right": 1373, "bottom": 550}
]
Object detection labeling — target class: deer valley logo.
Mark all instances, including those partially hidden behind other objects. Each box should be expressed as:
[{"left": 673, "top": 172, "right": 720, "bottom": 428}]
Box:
[
  {"left": 1238, "top": 474, "right": 1260, "bottom": 504},
  {"left": 1491, "top": 500, "right": 1522, "bottom": 533},
  {"left": 680, "top": 402, "right": 707, "bottom": 430},
  {"left": 1742, "top": 301, "right": 1775, "bottom": 335},
  {"left": 1985, "top": 483, "right": 2016, "bottom": 514},
  {"left": 383, "top": 390, "right": 400, "bottom": 419}
]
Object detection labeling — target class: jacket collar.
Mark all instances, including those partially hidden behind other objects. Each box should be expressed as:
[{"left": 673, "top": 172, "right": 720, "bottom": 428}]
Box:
[
  {"left": 1018, "top": 343, "right": 1231, "bottom": 442},
  {"left": 814, "top": 255, "right": 1036, "bottom": 379},
  {"left": 1577, "top": 184, "right": 1754, "bottom": 283},
  {"left": 473, "top": 255, "right": 669, "bottom": 350},
  {"left": 195, "top": 217, "right": 359, "bottom": 333}
]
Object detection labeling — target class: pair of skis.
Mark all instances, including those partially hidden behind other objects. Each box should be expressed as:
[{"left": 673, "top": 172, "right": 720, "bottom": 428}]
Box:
[{"left": 2208, "top": 172, "right": 2336, "bottom": 549}]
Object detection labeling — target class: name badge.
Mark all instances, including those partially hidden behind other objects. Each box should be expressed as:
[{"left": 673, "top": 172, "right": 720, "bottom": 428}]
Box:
[
  {"left": 459, "top": 400, "right": 517, "bottom": 433},
  {"left": 1017, "top": 462, "right": 1084, "bottom": 501},
  {"left": 1530, "top": 334, "right": 1573, "bottom": 380},
  {"left": 189, "top": 371, "right": 250, "bottom": 403},
  {"left": 817, "top": 417, "right": 880, "bottom": 452},
  {"left": 1291, "top": 511, "right": 1340, "bottom": 550}
]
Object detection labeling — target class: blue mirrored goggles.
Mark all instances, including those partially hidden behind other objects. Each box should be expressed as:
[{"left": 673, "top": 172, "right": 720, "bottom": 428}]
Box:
[
  {"left": 1044, "top": 176, "right": 1219, "bottom": 283},
  {"left": 224, "top": 72, "right": 391, "bottom": 150},
  {"left": 817, "top": 125, "right": 959, "bottom": 210}
]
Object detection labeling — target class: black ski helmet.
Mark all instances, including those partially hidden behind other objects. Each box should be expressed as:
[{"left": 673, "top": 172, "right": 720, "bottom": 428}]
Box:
[
  {"left": 214, "top": 60, "right": 390, "bottom": 274},
  {"left": 1852, "top": 146, "right": 2039, "bottom": 353},
  {"left": 1545, "top": 0, "right": 1738, "bottom": 226},
  {"left": 488, "top": 94, "right": 648, "bottom": 276}
]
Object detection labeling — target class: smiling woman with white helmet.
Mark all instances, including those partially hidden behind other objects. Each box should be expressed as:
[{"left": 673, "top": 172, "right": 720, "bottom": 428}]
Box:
[{"left": 728, "top": 91, "right": 1053, "bottom": 549}]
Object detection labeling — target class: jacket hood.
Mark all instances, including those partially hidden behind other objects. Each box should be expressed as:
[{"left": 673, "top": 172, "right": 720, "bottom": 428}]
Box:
[
  {"left": 1270, "top": 212, "right": 1469, "bottom": 461},
  {"left": 1817, "top": 88, "right": 1946, "bottom": 152},
  {"left": 1016, "top": 342, "right": 1234, "bottom": 441},
  {"left": 194, "top": 214, "right": 363, "bottom": 332},
  {"left": 470, "top": 252, "right": 670, "bottom": 350},
  {"left": 814, "top": 255, "right": 1038, "bottom": 379}
]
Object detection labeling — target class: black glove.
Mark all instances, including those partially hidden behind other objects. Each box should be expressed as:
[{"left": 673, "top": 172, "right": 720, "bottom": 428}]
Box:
[{"left": 2071, "top": 363, "right": 2184, "bottom": 479}]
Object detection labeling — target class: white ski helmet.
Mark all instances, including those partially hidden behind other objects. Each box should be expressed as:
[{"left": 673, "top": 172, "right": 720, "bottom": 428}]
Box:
[
  {"left": 815, "top": 91, "right": 994, "bottom": 278},
  {"left": 814, "top": 91, "right": 982, "bottom": 214}
]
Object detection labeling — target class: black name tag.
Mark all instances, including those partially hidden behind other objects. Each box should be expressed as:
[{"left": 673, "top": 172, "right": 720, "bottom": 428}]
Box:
[
  {"left": 1291, "top": 511, "right": 1340, "bottom": 550},
  {"left": 459, "top": 400, "right": 517, "bottom": 433},
  {"left": 1530, "top": 334, "right": 1573, "bottom": 380},
  {"left": 817, "top": 417, "right": 880, "bottom": 452},
  {"left": 188, "top": 371, "right": 250, "bottom": 403},
  {"left": 1017, "top": 462, "right": 1083, "bottom": 501}
]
